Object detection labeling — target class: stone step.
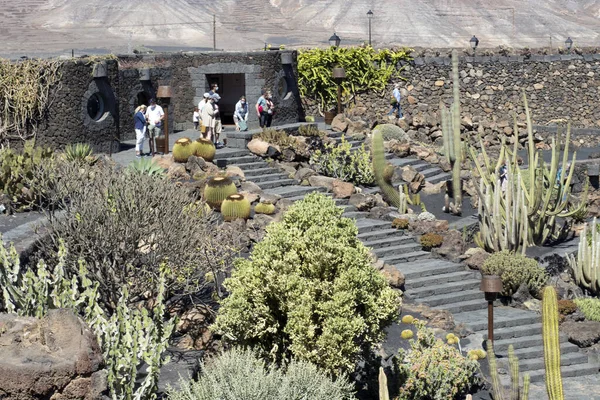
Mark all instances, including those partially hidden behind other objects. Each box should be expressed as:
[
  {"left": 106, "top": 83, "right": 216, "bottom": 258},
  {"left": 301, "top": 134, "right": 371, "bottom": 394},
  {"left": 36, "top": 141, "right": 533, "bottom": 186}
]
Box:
[
  {"left": 263, "top": 185, "right": 326, "bottom": 198},
  {"left": 244, "top": 167, "right": 283, "bottom": 177},
  {"left": 380, "top": 250, "right": 432, "bottom": 264},
  {"left": 258, "top": 179, "right": 297, "bottom": 189},
  {"left": 526, "top": 363, "right": 599, "bottom": 383},
  {"left": 492, "top": 333, "right": 568, "bottom": 353},
  {"left": 454, "top": 308, "right": 537, "bottom": 332},
  {"left": 406, "top": 278, "right": 481, "bottom": 299},
  {"left": 342, "top": 211, "right": 370, "bottom": 219},
  {"left": 355, "top": 219, "right": 393, "bottom": 234},
  {"left": 513, "top": 351, "right": 589, "bottom": 373},
  {"left": 428, "top": 172, "right": 452, "bottom": 184},
  {"left": 218, "top": 155, "right": 260, "bottom": 165},
  {"left": 406, "top": 270, "right": 479, "bottom": 290},
  {"left": 397, "top": 260, "right": 465, "bottom": 280},
  {"left": 358, "top": 228, "right": 405, "bottom": 242},
  {"left": 248, "top": 173, "right": 291, "bottom": 183},
  {"left": 483, "top": 323, "right": 542, "bottom": 342},
  {"left": 341, "top": 204, "right": 356, "bottom": 212},
  {"left": 214, "top": 148, "right": 251, "bottom": 159},
  {"left": 328, "top": 131, "right": 344, "bottom": 138},
  {"left": 362, "top": 235, "right": 416, "bottom": 250},
  {"left": 373, "top": 242, "right": 424, "bottom": 258},
  {"left": 389, "top": 158, "right": 422, "bottom": 168},
  {"left": 433, "top": 298, "right": 488, "bottom": 314},
  {"left": 236, "top": 161, "right": 270, "bottom": 170},
  {"left": 419, "top": 167, "right": 444, "bottom": 179},
  {"left": 497, "top": 342, "right": 580, "bottom": 361},
  {"left": 415, "top": 288, "right": 483, "bottom": 307}
]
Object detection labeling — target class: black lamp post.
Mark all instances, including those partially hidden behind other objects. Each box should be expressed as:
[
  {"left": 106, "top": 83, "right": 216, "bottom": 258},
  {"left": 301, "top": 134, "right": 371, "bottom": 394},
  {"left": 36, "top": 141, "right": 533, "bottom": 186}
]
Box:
[
  {"left": 470, "top": 35, "right": 479, "bottom": 56},
  {"left": 480, "top": 274, "right": 503, "bottom": 344},
  {"left": 329, "top": 32, "right": 341, "bottom": 48},
  {"left": 367, "top": 10, "right": 374, "bottom": 46},
  {"left": 565, "top": 37, "right": 573, "bottom": 54}
]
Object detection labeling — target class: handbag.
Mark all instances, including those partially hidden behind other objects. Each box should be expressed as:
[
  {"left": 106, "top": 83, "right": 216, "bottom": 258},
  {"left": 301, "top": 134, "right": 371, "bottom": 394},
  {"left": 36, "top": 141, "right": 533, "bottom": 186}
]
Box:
[
  {"left": 200, "top": 122, "right": 207, "bottom": 133},
  {"left": 390, "top": 97, "right": 398, "bottom": 105},
  {"left": 258, "top": 105, "right": 264, "bottom": 113},
  {"left": 238, "top": 120, "right": 248, "bottom": 131}
]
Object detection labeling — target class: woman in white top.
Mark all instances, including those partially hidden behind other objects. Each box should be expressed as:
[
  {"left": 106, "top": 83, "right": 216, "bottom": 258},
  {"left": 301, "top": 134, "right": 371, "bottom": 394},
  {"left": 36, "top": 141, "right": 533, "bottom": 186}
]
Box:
[
  {"left": 234, "top": 95, "right": 248, "bottom": 131},
  {"left": 201, "top": 95, "right": 216, "bottom": 141}
]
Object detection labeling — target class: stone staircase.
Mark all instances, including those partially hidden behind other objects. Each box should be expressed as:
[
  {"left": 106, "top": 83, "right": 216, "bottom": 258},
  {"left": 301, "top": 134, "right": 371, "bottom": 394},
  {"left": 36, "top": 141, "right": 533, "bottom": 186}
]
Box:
[
  {"left": 388, "top": 157, "right": 451, "bottom": 185},
  {"left": 212, "top": 141, "right": 599, "bottom": 385}
]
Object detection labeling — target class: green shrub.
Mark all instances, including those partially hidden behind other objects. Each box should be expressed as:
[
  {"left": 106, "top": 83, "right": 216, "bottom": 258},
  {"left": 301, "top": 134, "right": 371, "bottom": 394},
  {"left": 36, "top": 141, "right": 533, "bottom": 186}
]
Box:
[
  {"left": 397, "top": 321, "right": 479, "bottom": 400},
  {"left": 392, "top": 218, "right": 410, "bottom": 229},
  {"left": 297, "top": 124, "right": 326, "bottom": 138},
  {"left": 310, "top": 135, "right": 375, "bottom": 185},
  {"left": 212, "top": 193, "right": 399, "bottom": 375},
  {"left": 64, "top": 142, "right": 93, "bottom": 162},
  {"left": 373, "top": 124, "right": 409, "bottom": 142},
  {"left": 128, "top": 157, "right": 165, "bottom": 177},
  {"left": 420, "top": 233, "right": 444, "bottom": 249},
  {"left": 574, "top": 298, "right": 600, "bottom": 321},
  {"left": 0, "top": 140, "right": 54, "bottom": 212},
  {"left": 253, "top": 129, "right": 296, "bottom": 148},
  {"left": 167, "top": 347, "right": 355, "bottom": 400},
  {"left": 0, "top": 238, "right": 174, "bottom": 400},
  {"left": 481, "top": 251, "right": 548, "bottom": 297}
]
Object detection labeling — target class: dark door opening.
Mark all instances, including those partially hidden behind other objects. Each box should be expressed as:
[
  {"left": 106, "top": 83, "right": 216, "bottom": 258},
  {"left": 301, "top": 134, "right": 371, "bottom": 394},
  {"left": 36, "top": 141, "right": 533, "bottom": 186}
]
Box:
[
  {"left": 136, "top": 91, "right": 150, "bottom": 107},
  {"left": 205, "top": 73, "right": 245, "bottom": 124}
]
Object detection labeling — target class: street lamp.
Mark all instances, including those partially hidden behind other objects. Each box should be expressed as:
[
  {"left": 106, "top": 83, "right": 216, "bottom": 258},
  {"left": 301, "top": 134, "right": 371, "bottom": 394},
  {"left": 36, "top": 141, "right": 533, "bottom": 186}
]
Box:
[
  {"left": 367, "top": 10, "right": 374, "bottom": 46},
  {"left": 332, "top": 66, "right": 346, "bottom": 115},
  {"left": 329, "top": 32, "right": 341, "bottom": 48},
  {"left": 480, "top": 274, "right": 503, "bottom": 344},
  {"left": 565, "top": 37, "right": 573, "bottom": 53},
  {"left": 470, "top": 35, "right": 479, "bottom": 56}
]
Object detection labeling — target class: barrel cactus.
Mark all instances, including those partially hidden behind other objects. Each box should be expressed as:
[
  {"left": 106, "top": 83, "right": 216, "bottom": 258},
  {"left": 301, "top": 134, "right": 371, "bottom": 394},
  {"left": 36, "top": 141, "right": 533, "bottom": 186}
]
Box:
[
  {"left": 173, "top": 137, "right": 194, "bottom": 163},
  {"left": 192, "top": 138, "right": 216, "bottom": 162},
  {"left": 221, "top": 194, "right": 251, "bottom": 222},
  {"left": 204, "top": 176, "right": 237, "bottom": 210},
  {"left": 254, "top": 202, "right": 276, "bottom": 215}
]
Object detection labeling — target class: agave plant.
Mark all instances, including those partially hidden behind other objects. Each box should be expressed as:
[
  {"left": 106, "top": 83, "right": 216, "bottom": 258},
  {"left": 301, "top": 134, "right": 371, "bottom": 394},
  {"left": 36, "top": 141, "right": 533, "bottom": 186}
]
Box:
[
  {"left": 128, "top": 157, "right": 165, "bottom": 177},
  {"left": 64, "top": 143, "right": 93, "bottom": 162}
]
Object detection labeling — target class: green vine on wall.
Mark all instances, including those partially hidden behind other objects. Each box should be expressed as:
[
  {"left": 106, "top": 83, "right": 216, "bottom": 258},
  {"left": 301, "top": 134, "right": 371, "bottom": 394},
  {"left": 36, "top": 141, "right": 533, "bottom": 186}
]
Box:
[
  {"left": 0, "top": 58, "right": 64, "bottom": 143},
  {"left": 298, "top": 46, "right": 412, "bottom": 113}
]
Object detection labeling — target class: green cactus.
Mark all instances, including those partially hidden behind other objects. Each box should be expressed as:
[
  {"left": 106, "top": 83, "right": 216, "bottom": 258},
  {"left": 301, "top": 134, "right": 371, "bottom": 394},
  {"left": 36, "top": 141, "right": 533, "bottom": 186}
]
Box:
[
  {"left": 440, "top": 50, "right": 463, "bottom": 216},
  {"left": 567, "top": 218, "right": 600, "bottom": 295},
  {"left": 378, "top": 367, "right": 390, "bottom": 400},
  {"left": 397, "top": 184, "right": 408, "bottom": 214},
  {"left": 64, "top": 142, "right": 93, "bottom": 162},
  {"left": 173, "top": 137, "right": 194, "bottom": 163},
  {"left": 191, "top": 138, "right": 216, "bottom": 162},
  {"left": 487, "top": 340, "right": 530, "bottom": 400},
  {"left": 542, "top": 286, "right": 564, "bottom": 400},
  {"left": 221, "top": 194, "right": 251, "bottom": 222},
  {"left": 372, "top": 129, "right": 401, "bottom": 208},
  {"left": 254, "top": 202, "right": 276, "bottom": 215},
  {"left": 204, "top": 176, "right": 237, "bottom": 210}
]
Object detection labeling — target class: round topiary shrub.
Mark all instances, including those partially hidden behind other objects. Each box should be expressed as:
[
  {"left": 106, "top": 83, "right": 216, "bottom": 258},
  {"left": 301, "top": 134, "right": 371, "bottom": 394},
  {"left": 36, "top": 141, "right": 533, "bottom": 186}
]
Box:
[
  {"left": 204, "top": 176, "right": 237, "bottom": 210},
  {"left": 420, "top": 233, "right": 443, "bottom": 250},
  {"left": 372, "top": 124, "right": 409, "bottom": 142},
  {"left": 254, "top": 202, "right": 276, "bottom": 215},
  {"left": 173, "top": 137, "right": 194, "bottom": 163},
  {"left": 221, "top": 194, "right": 251, "bottom": 222},
  {"left": 481, "top": 250, "right": 548, "bottom": 297},
  {"left": 191, "top": 138, "right": 216, "bottom": 162},
  {"left": 213, "top": 192, "right": 400, "bottom": 375}
]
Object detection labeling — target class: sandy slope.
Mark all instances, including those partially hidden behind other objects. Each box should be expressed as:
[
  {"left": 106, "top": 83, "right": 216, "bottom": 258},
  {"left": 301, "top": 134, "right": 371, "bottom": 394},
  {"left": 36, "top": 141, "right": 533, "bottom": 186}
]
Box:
[{"left": 2, "top": 0, "right": 600, "bottom": 57}]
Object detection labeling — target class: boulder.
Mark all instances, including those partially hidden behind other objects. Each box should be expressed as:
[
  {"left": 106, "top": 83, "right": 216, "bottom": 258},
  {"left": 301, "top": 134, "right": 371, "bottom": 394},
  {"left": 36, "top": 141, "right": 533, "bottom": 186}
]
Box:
[
  {"left": 247, "top": 138, "right": 271, "bottom": 156},
  {"left": 381, "top": 264, "right": 405, "bottom": 288},
  {"left": 464, "top": 248, "right": 489, "bottom": 270},
  {"left": 332, "top": 179, "right": 354, "bottom": 199},
  {"left": 295, "top": 167, "right": 317, "bottom": 181},
  {"left": 347, "top": 120, "right": 369, "bottom": 136},
  {"left": 409, "top": 173, "right": 426, "bottom": 193},
  {"left": 185, "top": 155, "right": 206, "bottom": 176},
  {"left": 417, "top": 211, "right": 437, "bottom": 222},
  {"left": 433, "top": 229, "right": 466, "bottom": 262},
  {"left": 247, "top": 214, "right": 276, "bottom": 243},
  {"left": 410, "top": 218, "right": 449, "bottom": 235},
  {"left": 259, "top": 193, "right": 281, "bottom": 205},
  {"left": 240, "top": 181, "right": 263, "bottom": 194},
  {"left": 422, "top": 181, "right": 445, "bottom": 195},
  {"left": 401, "top": 166, "right": 418, "bottom": 182},
  {"left": 277, "top": 163, "right": 296, "bottom": 177},
  {"left": 349, "top": 193, "right": 378, "bottom": 211},
  {"left": 239, "top": 191, "right": 259, "bottom": 204},
  {"left": 167, "top": 163, "right": 190, "bottom": 181},
  {"left": 225, "top": 165, "right": 245, "bottom": 180},
  {"left": 331, "top": 114, "right": 349, "bottom": 133},
  {"left": 152, "top": 154, "right": 174, "bottom": 170},
  {"left": 0, "top": 310, "right": 107, "bottom": 400},
  {"left": 308, "top": 175, "right": 336, "bottom": 190},
  {"left": 562, "top": 321, "right": 600, "bottom": 348}
]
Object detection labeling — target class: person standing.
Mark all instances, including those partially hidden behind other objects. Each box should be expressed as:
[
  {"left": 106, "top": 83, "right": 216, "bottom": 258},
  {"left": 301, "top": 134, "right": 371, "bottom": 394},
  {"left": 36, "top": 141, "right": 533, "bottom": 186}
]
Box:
[
  {"left": 193, "top": 106, "right": 200, "bottom": 131},
  {"left": 134, "top": 105, "right": 147, "bottom": 158},
  {"left": 201, "top": 94, "right": 216, "bottom": 142},
  {"left": 198, "top": 92, "right": 210, "bottom": 134},
  {"left": 234, "top": 95, "right": 249, "bottom": 131},
  {"left": 212, "top": 93, "right": 223, "bottom": 147},
  {"left": 264, "top": 91, "right": 275, "bottom": 128},
  {"left": 145, "top": 98, "right": 164, "bottom": 155},
  {"left": 388, "top": 83, "right": 403, "bottom": 119},
  {"left": 256, "top": 89, "right": 268, "bottom": 128}
]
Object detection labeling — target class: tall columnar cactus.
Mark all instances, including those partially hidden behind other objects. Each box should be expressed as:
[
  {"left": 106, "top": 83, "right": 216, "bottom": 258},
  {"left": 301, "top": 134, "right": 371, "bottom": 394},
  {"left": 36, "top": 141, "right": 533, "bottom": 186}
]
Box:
[
  {"left": 469, "top": 94, "right": 588, "bottom": 251},
  {"left": 397, "top": 184, "right": 408, "bottom": 214},
  {"left": 440, "top": 49, "right": 463, "bottom": 216},
  {"left": 378, "top": 367, "right": 390, "bottom": 400},
  {"left": 542, "top": 286, "right": 564, "bottom": 400},
  {"left": 372, "top": 129, "right": 401, "bottom": 207},
  {"left": 567, "top": 218, "right": 600, "bottom": 295},
  {"left": 487, "top": 340, "right": 530, "bottom": 400}
]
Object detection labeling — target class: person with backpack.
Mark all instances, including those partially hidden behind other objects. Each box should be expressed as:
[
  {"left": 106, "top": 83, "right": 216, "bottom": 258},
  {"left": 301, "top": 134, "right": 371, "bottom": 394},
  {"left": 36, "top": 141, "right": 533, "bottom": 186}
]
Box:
[{"left": 388, "top": 83, "right": 403, "bottom": 119}]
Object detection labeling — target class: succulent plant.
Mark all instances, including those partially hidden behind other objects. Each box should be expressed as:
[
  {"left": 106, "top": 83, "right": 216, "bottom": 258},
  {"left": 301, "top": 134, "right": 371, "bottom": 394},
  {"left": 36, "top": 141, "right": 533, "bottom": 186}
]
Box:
[
  {"left": 221, "top": 194, "right": 251, "bottom": 222},
  {"left": 254, "top": 202, "right": 276, "bottom": 215},
  {"left": 392, "top": 218, "right": 409, "bottom": 230},
  {"left": 401, "top": 329, "right": 414, "bottom": 339},
  {"left": 401, "top": 314, "right": 414, "bottom": 324},
  {"left": 567, "top": 218, "right": 600, "bottom": 295},
  {"left": 204, "top": 176, "right": 237, "bottom": 210},
  {"left": 542, "top": 286, "right": 564, "bottom": 400},
  {"left": 192, "top": 138, "right": 216, "bottom": 162},
  {"left": 420, "top": 233, "right": 444, "bottom": 250},
  {"left": 128, "top": 158, "right": 165, "bottom": 177},
  {"left": 173, "top": 137, "right": 194, "bottom": 163},
  {"left": 64, "top": 142, "right": 93, "bottom": 162}
]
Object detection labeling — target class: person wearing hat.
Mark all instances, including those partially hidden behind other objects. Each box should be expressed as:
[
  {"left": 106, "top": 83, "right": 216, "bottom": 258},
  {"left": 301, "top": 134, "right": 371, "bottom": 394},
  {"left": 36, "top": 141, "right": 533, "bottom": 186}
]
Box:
[
  {"left": 212, "top": 93, "right": 223, "bottom": 147},
  {"left": 145, "top": 98, "right": 164, "bottom": 155},
  {"left": 388, "top": 83, "right": 403, "bottom": 119},
  {"left": 198, "top": 92, "right": 210, "bottom": 134}
]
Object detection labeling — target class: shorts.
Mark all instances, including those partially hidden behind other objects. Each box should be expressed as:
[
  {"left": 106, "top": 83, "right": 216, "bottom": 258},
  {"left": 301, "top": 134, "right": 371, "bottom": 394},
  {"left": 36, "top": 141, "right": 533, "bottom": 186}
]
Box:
[{"left": 147, "top": 124, "right": 162, "bottom": 138}]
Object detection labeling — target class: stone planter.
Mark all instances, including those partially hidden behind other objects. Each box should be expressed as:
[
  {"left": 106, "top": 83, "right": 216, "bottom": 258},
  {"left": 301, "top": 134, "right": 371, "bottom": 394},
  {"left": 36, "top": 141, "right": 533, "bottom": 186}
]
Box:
[
  {"left": 92, "top": 62, "right": 107, "bottom": 78},
  {"left": 139, "top": 68, "right": 151, "bottom": 81}
]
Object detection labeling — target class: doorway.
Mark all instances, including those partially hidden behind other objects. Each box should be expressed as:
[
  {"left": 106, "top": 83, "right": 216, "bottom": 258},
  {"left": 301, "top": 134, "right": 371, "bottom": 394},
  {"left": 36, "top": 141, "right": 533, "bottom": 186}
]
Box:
[{"left": 205, "top": 73, "right": 245, "bottom": 124}]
